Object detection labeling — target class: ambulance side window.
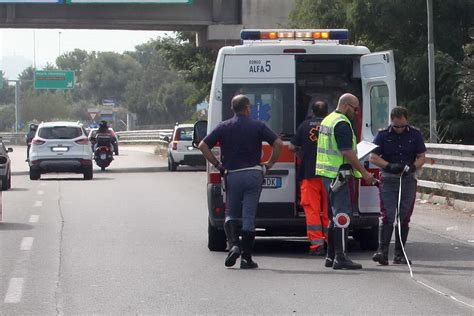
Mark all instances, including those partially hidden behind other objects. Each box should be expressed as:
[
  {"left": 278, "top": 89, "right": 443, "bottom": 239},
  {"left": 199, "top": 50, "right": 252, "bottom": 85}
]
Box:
[{"left": 370, "top": 85, "right": 389, "bottom": 135}]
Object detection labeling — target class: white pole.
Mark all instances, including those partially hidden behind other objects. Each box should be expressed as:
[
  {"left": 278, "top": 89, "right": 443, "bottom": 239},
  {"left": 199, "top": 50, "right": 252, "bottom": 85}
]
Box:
[{"left": 427, "top": 0, "right": 437, "bottom": 143}]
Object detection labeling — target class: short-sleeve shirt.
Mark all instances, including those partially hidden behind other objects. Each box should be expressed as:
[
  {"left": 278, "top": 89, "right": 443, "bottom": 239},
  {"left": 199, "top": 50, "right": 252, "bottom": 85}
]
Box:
[
  {"left": 372, "top": 125, "right": 426, "bottom": 165},
  {"left": 203, "top": 114, "right": 278, "bottom": 171},
  {"left": 291, "top": 117, "right": 323, "bottom": 179},
  {"left": 334, "top": 121, "right": 354, "bottom": 151}
]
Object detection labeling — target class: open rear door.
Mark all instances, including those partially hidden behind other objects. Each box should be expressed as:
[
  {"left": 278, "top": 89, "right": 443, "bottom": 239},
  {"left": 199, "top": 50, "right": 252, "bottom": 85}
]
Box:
[{"left": 359, "top": 51, "right": 397, "bottom": 214}]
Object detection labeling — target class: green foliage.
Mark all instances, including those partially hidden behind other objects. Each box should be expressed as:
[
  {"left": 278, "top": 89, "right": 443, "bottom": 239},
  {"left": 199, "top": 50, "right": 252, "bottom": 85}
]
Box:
[
  {"left": 0, "top": 71, "right": 15, "bottom": 105},
  {"left": 0, "top": 105, "right": 15, "bottom": 132},
  {"left": 20, "top": 90, "right": 72, "bottom": 123},
  {"left": 82, "top": 52, "right": 141, "bottom": 103},
  {"left": 290, "top": 0, "right": 474, "bottom": 143},
  {"left": 158, "top": 32, "right": 218, "bottom": 105}
]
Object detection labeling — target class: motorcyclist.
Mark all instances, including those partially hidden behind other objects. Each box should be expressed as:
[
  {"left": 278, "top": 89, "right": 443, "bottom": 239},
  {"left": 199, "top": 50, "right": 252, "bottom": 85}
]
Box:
[
  {"left": 26, "top": 123, "right": 38, "bottom": 161},
  {"left": 90, "top": 121, "right": 115, "bottom": 153}
]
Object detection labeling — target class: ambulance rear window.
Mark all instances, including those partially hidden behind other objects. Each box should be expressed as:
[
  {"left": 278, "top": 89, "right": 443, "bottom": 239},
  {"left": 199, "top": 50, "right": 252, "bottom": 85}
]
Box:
[{"left": 222, "top": 84, "right": 294, "bottom": 137}]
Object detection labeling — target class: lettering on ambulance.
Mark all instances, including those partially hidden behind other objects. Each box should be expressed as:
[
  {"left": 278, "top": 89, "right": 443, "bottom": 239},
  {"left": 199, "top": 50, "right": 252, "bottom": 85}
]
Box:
[{"left": 248, "top": 60, "right": 272, "bottom": 73}]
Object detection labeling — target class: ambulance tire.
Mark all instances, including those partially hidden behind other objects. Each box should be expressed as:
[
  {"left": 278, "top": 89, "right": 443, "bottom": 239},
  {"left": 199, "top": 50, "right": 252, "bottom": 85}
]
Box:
[
  {"left": 357, "top": 226, "right": 379, "bottom": 251},
  {"left": 208, "top": 219, "right": 227, "bottom": 252}
]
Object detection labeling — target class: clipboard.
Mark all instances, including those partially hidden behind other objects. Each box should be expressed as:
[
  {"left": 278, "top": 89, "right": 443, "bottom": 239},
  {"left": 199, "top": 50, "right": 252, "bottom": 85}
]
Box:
[{"left": 357, "top": 141, "right": 378, "bottom": 160}]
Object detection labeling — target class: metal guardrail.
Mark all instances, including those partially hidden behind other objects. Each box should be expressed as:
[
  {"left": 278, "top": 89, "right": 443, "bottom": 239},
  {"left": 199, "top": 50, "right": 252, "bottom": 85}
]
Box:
[
  {"left": 417, "top": 143, "right": 474, "bottom": 202},
  {"left": 0, "top": 132, "right": 26, "bottom": 145},
  {"left": 116, "top": 129, "right": 172, "bottom": 144}
]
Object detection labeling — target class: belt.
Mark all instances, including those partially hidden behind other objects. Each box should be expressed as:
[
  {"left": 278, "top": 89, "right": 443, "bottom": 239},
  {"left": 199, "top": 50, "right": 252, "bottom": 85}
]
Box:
[{"left": 227, "top": 165, "right": 263, "bottom": 174}]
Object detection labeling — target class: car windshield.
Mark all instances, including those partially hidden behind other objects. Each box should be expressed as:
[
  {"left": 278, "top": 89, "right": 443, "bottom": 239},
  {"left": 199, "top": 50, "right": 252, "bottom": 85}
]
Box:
[
  {"left": 178, "top": 127, "right": 193, "bottom": 141},
  {"left": 38, "top": 126, "right": 83, "bottom": 140}
]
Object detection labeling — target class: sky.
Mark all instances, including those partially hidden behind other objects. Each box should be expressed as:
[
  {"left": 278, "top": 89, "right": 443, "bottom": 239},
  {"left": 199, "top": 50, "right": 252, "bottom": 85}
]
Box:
[{"left": 0, "top": 28, "right": 168, "bottom": 80}]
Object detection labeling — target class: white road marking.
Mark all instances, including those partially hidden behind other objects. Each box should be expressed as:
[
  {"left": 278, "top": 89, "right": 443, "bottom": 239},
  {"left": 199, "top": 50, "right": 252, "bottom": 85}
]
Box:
[
  {"left": 34, "top": 201, "right": 43, "bottom": 207},
  {"left": 29, "top": 215, "right": 39, "bottom": 223},
  {"left": 20, "top": 237, "right": 34, "bottom": 251},
  {"left": 4, "top": 278, "right": 24, "bottom": 303},
  {"left": 37, "top": 190, "right": 44, "bottom": 196}
]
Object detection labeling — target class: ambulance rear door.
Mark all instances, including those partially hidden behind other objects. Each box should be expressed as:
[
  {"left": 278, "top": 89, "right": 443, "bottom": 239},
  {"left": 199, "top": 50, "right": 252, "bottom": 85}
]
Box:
[
  {"left": 222, "top": 54, "right": 297, "bottom": 218},
  {"left": 359, "top": 50, "right": 397, "bottom": 214}
]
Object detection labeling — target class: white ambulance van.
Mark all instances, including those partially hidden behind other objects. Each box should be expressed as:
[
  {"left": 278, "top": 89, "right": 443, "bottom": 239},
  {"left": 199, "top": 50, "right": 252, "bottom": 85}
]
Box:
[{"left": 201, "top": 29, "right": 396, "bottom": 251}]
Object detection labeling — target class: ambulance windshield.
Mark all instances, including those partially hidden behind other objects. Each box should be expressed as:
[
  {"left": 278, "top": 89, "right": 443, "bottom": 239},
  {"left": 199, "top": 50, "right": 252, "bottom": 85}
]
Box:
[{"left": 222, "top": 83, "right": 294, "bottom": 138}]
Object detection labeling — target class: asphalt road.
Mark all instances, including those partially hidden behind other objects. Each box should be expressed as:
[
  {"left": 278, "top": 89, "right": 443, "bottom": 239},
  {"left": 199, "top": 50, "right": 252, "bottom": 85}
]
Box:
[{"left": 1, "top": 145, "right": 473, "bottom": 314}]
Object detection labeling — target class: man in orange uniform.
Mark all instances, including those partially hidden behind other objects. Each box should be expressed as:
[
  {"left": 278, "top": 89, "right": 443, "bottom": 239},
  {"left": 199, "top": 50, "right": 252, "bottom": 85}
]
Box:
[{"left": 289, "top": 100, "right": 329, "bottom": 255}]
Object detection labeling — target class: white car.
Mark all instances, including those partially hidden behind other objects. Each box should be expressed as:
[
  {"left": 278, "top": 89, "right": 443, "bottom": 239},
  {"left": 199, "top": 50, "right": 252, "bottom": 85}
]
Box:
[
  {"left": 167, "top": 123, "right": 206, "bottom": 171},
  {"left": 29, "top": 121, "right": 94, "bottom": 180},
  {"left": 0, "top": 140, "right": 13, "bottom": 190}
]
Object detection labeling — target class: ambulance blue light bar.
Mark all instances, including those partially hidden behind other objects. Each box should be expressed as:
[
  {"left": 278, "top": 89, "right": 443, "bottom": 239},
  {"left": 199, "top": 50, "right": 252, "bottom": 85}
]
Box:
[{"left": 241, "top": 29, "right": 349, "bottom": 41}]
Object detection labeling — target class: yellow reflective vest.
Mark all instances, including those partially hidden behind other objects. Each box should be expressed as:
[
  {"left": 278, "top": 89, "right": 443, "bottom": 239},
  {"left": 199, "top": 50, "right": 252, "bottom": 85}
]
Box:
[{"left": 315, "top": 111, "right": 362, "bottom": 179}]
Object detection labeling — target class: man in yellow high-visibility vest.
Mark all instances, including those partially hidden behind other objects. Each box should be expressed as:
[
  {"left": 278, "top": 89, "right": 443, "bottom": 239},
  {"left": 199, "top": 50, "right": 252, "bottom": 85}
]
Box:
[{"left": 316, "top": 93, "right": 375, "bottom": 270}]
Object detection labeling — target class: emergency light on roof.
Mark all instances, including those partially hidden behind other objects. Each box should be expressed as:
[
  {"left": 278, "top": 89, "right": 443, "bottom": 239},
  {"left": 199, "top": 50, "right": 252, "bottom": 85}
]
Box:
[{"left": 241, "top": 29, "right": 349, "bottom": 42}]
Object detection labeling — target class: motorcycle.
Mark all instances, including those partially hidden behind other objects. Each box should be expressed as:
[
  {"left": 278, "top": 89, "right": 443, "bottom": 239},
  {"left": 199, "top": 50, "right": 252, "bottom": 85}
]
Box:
[{"left": 92, "top": 134, "right": 114, "bottom": 171}]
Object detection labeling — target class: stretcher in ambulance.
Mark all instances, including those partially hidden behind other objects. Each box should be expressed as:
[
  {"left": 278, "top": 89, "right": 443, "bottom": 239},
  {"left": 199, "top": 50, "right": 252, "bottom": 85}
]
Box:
[{"left": 200, "top": 29, "right": 396, "bottom": 251}]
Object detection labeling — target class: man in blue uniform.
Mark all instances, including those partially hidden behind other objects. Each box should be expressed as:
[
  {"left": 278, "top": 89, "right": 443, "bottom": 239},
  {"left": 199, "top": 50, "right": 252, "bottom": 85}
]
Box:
[
  {"left": 289, "top": 100, "right": 329, "bottom": 256},
  {"left": 198, "top": 94, "right": 283, "bottom": 269},
  {"left": 370, "top": 106, "right": 426, "bottom": 265}
]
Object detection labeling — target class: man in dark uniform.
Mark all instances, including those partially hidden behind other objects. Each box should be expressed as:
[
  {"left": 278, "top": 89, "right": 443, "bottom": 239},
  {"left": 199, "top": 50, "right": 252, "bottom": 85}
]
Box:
[
  {"left": 370, "top": 106, "right": 426, "bottom": 265},
  {"left": 26, "top": 123, "right": 38, "bottom": 162},
  {"left": 289, "top": 100, "right": 329, "bottom": 256},
  {"left": 198, "top": 94, "right": 283, "bottom": 269}
]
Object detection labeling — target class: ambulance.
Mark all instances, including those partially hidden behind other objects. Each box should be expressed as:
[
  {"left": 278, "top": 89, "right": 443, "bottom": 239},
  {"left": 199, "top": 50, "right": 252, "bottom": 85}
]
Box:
[{"left": 200, "top": 29, "right": 396, "bottom": 251}]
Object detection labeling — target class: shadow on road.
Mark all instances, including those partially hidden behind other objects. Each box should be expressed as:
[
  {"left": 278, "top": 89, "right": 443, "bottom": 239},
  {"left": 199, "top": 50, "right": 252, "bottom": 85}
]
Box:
[{"left": 0, "top": 222, "right": 34, "bottom": 231}]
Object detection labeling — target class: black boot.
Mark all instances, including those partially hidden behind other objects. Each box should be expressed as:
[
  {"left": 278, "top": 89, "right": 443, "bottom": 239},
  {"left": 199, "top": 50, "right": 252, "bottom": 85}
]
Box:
[
  {"left": 393, "top": 225, "right": 412, "bottom": 264},
  {"left": 240, "top": 230, "right": 258, "bottom": 269},
  {"left": 324, "top": 227, "right": 335, "bottom": 268},
  {"left": 332, "top": 228, "right": 362, "bottom": 270},
  {"left": 224, "top": 220, "right": 241, "bottom": 267},
  {"left": 372, "top": 224, "right": 393, "bottom": 266}
]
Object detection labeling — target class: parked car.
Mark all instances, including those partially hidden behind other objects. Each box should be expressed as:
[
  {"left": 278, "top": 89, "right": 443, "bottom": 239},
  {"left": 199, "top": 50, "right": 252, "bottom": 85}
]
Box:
[
  {"left": 0, "top": 139, "right": 13, "bottom": 190},
  {"left": 166, "top": 123, "right": 206, "bottom": 171},
  {"left": 88, "top": 127, "right": 119, "bottom": 155},
  {"left": 29, "top": 121, "right": 94, "bottom": 180}
]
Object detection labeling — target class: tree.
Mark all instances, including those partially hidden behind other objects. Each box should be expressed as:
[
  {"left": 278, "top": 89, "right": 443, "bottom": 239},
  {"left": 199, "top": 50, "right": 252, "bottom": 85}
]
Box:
[
  {"left": 0, "top": 71, "right": 15, "bottom": 105},
  {"left": 290, "top": 0, "right": 474, "bottom": 143},
  {"left": 20, "top": 89, "right": 71, "bottom": 123},
  {"left": 82, "top": 52, "right": 141, "bottom": 104},
  {"left": 158, "top": 32, "right": 218, "bottom": 105}
]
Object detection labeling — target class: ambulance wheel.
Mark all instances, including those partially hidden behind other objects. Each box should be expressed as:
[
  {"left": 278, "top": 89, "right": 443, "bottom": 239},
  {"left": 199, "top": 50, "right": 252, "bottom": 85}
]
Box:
[
  {"left": 208, "top": 219, "right": 226, "bottom": 252},
  {"left": 358, "top": 226, "right": 379, "bottom": 251}
]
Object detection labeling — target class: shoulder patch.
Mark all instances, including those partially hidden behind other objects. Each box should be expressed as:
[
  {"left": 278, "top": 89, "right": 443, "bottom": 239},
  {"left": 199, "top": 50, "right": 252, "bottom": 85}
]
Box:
[{"left": 409, "top": 125, "right": 420, "bottom": 132}]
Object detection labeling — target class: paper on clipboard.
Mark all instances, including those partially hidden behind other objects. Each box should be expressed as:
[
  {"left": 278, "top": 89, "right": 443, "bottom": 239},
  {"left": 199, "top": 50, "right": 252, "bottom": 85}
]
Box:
[{"left": 357, "top": 141, "right": 378, "bottom": 160}]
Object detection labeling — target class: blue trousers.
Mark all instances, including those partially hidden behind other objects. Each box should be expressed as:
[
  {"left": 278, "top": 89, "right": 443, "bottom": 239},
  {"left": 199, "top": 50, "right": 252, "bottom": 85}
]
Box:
[
  {"left": 322, "top": 176, "right": 357, "bottom": 228},
  {"left": 379, "top": 174, "right": 417, "bottom": 226},
  {"left": 225, "top": 170, "right": 263, "bottom": 232}
]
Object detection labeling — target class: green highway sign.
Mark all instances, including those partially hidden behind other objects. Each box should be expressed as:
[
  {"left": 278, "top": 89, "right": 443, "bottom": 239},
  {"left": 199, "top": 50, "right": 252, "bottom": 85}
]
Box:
[{"left": 34, "top": 70, "right": 75, "bottom": 90}]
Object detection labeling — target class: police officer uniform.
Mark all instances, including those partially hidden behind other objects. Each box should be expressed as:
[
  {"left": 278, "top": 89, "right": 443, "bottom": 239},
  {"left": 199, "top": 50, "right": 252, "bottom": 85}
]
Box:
[{"left": 371, "top": 124, "right": 426, "bottom": 265}]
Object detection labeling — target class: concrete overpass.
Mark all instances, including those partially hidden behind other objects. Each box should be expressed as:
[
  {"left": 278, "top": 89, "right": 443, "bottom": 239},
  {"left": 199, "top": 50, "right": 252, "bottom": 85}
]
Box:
[{"left": 0, "top": 0, "right": 294, "bottom": 45}]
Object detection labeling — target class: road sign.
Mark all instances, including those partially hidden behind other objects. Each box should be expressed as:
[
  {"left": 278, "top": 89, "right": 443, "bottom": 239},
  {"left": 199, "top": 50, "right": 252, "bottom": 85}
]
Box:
[
  {"left": 34, "top": 71, "right": 75, "bottom": 90},
  {"left": 88, "top": 108, "right": 99, "bottom": 120}
]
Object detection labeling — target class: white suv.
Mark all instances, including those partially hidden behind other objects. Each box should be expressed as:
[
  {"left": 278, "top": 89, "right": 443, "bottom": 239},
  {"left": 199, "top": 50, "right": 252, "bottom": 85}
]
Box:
[
  {"left": 167, "top": 123, "right": 205, "bottom": 171},
  {"left": 29, "top": 121, "right": 94, "bottom": 180}
]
